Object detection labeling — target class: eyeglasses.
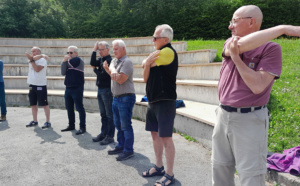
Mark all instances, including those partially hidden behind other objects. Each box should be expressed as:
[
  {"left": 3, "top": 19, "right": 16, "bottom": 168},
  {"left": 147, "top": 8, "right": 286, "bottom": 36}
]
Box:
[
  {"left": 229, "top": 17, "right": 252, "bottom": 26},
  {"left": 99, "top": 48, "right": 107, "bottom": 51},
  {"left": 153, "top": 36, "right": 167, "bottom": 41},
  {"left": 67, "top": 52, "right": 73, "bottom": 54}
]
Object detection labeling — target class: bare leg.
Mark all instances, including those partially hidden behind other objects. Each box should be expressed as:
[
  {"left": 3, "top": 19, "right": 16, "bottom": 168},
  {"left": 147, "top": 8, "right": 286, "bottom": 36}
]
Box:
[
  {"left": 43, "top": 105, "right": 50, "bottom": 122},
  {"left": 143, "top": 131, "right": 164, "bottom": 176},
  {"left": 155, "top": 136, "right": 175, "bottom": 186}
]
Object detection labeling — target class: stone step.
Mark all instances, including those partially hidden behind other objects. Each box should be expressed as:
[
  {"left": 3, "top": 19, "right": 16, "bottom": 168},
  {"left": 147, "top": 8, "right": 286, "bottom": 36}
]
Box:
[
  {"left": 0, "top": 37, "right": 155, "bottom": 46},
  {"left": 5, "top": 89, "right": 217, "bottom": 149},
  {"left": 134, "top": 63, "right": 222, "bottom": 80},
  {"left": 3, "top": 76, "right": 219, "bottom": 105},
  {"left": 0, "top": 41, "right": 187, "bottom": 55},
  {"left": 0, "top": 49, "right": 217, "bottom": 65},
  {"left": 3, "top": 63, "right": 222, "bottom": 80}
]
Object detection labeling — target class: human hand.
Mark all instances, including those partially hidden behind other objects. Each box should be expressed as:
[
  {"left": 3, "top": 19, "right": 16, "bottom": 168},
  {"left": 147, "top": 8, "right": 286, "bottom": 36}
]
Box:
[
  {"left": 42, "top": 54, "right": 50, "bottom": 61},
  {"left": 25, "top": 52, "right": 33, "bottom": 60},
  {"left": 143, "top": 50, "right": 160, "bottom": 67},
  {"left": 283, "top": 25, "right": 300, "bottom": 37},
  {"left": 111, "top": 72, "right": 119, "bottom": 81},
  {"left": 63, "top": 55, "right": 70, "bottom": 62},
  {"left": 93, "top": 41, "right": 99, "bottom": 52},
  {"left": 103, "top": 61, "right": 109, "bottom": 71},
  {"left": 228, "top": 36, "right": 240, "bottom": 57}
]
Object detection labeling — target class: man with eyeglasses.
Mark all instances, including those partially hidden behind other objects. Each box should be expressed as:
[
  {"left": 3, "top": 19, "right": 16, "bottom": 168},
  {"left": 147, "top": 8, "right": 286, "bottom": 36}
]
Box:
[
  {"left": 212, "top": 5, "right": 300, "bottom": 186},
  {"left": 103, "top": 39, "right": 136, "bottom": 161},
  {"left": 141, "top": 24, "right": 178, "bottom": 186},
  {"left": 25, "top": 47, "right": 51, "bottom": 129},
  {"left": 90, "top": 41, "right": 115, "bottom": 145},
  {"left": 61, "top": 46, "right": 86, "bottom": 135}
]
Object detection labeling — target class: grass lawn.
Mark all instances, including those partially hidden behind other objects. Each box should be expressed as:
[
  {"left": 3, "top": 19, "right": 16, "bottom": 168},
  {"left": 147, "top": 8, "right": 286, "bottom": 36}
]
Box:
[{"left": 186, "top": 38, "right": 300, "bottom": 153}]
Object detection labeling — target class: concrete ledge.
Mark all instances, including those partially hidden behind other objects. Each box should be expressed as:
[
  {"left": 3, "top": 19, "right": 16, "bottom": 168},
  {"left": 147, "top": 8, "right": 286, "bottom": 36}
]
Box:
[
  {"left": 266, "top": 170, "right": 300, "bottom": 186},
  {"left": 0, "top": 49, "right": 216, "bottom": 65},
  {"left": 4, "top": 77, "right": 219, "bottom": 105},
  {"left": 0, "top": 41, "right": 187, "bottom": 55},
  {"left": 3, "top": 63, "right": 222, "bottom": 80},
  {"left": 5, "top": 89, "right": 217, "bottom": 149},
  {"left": 0, "top": 36, "right": 155, "bottom": 46}
]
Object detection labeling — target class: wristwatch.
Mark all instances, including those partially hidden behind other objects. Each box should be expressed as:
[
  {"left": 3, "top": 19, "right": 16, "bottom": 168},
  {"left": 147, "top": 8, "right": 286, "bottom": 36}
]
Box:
[{"left": 30, "top": 59, "right": 34, "bottom": 63}]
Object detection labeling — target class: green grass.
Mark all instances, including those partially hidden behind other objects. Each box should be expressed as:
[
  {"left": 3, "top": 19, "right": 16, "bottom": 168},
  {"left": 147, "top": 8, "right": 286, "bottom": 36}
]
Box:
[
  {"left": 175, "top": 130, "right": 197, "bottom": 142},
  {"left": 186, "top": 38, "right": 300, "bottom": 153},
  {"left": 186, "top": 39, "right": 225, "bottom": 62}
]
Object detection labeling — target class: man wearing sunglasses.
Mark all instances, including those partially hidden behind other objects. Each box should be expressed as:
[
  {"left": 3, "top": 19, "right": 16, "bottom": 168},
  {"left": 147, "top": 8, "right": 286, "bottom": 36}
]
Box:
[
  {"left": 212, "top": 5, "right": 300, "bottom": 186},
  {"left": 61, "top": 46, "right": 86, "bottom": 135},
  {"left": 90, "top": 41, "right": 115, "bottom": 145},
  {"left": 25, "top": 47, "right": 51, "bottom": 129},
  {"left": 142, "top": 24, "right": 178, "bottom": 186}
]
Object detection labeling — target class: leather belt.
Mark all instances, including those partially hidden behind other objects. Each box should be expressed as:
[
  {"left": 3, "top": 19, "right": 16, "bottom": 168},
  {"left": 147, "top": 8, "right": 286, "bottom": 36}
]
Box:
[
  {"left": 113, "top": 93, "right": 134, "bottom": 98},
  {"left": 221, "top": 104, "right": 266, "bottom": 113}
]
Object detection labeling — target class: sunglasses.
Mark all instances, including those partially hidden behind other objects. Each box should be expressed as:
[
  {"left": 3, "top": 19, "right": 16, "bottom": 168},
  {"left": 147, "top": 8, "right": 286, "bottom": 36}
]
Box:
[
  {"left": 67, "top": 52, "right": 73, "bottom": 54},
  {"left": 153, "top": 36, "right": 167, "bottom": 41}
]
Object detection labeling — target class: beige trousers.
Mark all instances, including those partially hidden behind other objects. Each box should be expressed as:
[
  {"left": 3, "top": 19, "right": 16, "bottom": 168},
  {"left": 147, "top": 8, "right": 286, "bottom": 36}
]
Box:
[{"left": 212, "top": 106, "right": 269, "bottom": 186}]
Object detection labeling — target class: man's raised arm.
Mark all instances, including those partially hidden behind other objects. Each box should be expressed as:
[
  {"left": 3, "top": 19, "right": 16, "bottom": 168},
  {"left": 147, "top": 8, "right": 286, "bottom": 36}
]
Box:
[{"left": 225, "top": 25, "right": 300, "bottom": 56}]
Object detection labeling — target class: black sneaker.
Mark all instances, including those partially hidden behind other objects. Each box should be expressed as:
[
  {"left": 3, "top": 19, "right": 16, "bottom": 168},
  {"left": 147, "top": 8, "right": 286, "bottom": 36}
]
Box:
[
  {"left": 26, "top": 121, "right": 38, "bottom": 127},
  {"left": 116, "top": 152, "right": 134, "bottom": 161},
  {"left": 61, "top": 126, "right": 75, "bottom": 132},
  {"left": 92, "top": 134, "right": 105, "bottom": 142},
  {"left": 108, "top": 147, "right": 123, "bottom": 155},
  {"left": 42, "top": 122, "right": 51, "bottom": 129},
  {"left": 100, "top": 136, "right": 114, "bottom": 145}
]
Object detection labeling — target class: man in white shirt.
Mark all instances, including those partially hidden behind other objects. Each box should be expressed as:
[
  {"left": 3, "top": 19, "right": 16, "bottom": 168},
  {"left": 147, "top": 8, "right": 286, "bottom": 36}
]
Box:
[{"left": 25, "top": 46, "right": 51, "bottom": 129}]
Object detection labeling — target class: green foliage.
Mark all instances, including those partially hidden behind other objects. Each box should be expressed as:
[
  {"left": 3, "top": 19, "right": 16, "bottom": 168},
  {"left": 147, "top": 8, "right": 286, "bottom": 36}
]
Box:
[
  {"left": 187, "top": 39, "right": 300, "bottom": 153},
  {"left": 0, "top": 0, "right": 299, "bottom": 39},
  {"left": 0, "top": 0, "right": 67, "bottom": 38}
]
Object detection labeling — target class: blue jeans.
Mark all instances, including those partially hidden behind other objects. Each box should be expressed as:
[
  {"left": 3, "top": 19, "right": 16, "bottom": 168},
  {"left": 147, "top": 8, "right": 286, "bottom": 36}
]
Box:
[
  {"left": 65, "top": 85, "right": 86, "bottom": 129},
  {"left": 97, "top": 87, "right": 114, "bottom": 138},
  {"left": 0, "top": 82, "right": 6, "bottom": 115},
  {"left": 112, "top": 94, "right": 136, "bottom": 153}
]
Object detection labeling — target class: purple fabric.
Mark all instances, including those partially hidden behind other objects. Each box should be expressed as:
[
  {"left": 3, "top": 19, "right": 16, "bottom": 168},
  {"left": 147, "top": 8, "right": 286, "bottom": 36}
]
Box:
[{"left": 267, "top": 146, "right": 300, "bottom": 176}]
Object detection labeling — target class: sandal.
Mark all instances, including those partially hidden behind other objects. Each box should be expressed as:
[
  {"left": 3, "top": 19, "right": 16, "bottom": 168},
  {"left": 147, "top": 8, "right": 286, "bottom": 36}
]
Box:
[
  {"left": 155, "top": 173, "right": 175, "bottom": 186},
  {"left": 142, "top": 165, "right": 165, "bottom": 177}
]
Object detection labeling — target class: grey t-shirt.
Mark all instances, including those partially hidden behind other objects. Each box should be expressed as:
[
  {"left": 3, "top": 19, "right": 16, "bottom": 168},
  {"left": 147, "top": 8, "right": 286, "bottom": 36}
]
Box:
[{"left": 111, "top": 55, "right": 135, "bottom": 96}]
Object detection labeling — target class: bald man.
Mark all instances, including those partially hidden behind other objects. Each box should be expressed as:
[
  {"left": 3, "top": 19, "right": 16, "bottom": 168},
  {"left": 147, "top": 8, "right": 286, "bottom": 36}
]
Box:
[{"left": 212, "top": 5, "right": 300, "bottom": 186}]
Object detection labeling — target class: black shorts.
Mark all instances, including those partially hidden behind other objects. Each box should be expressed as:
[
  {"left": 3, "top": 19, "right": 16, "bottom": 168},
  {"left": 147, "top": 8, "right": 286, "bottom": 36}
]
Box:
[
  {"left": 28, "top": 85, "right": 48, "bottom": 106},
  {"left": 145, "top": 100, "right": 176, "bottom": 137}
]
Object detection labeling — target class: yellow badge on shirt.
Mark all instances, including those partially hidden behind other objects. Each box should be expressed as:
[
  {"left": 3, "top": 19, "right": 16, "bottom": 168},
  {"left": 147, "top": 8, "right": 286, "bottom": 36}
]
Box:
[{"left": 155, "top": 47, "right": 175, "bottom": 66}]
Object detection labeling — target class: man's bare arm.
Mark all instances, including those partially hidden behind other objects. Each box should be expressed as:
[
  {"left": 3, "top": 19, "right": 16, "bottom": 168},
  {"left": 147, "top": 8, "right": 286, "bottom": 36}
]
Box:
[
  {"left": 225, "top": 25, "right": 300, "bottom": 56},
  {"left": 30, "top": 61, "right": 44, "bottom": 72},
  {"left": 33, "top": 54, "right": 50, "bottom": 61},
  {"left": 114, "top": 73, "right": 129, "bottom": 85}
]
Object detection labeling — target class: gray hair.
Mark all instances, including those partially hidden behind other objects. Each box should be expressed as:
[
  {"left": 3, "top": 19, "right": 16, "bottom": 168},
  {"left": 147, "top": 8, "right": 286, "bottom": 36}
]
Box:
[
  {"left": 98, "top": 41, "right": 110, "bottom": 49},
  {"left": 68, "top": 45, "right": 78, "bottom": 53},
  {"left": 32, "top": 46, "right": 41, "bottom": 54},
  {"left": 112, "top": 39, "right": 126, "bottom": 50},
  {"left": 156, "top": 24, "right": 173, "bottom": 43}
]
